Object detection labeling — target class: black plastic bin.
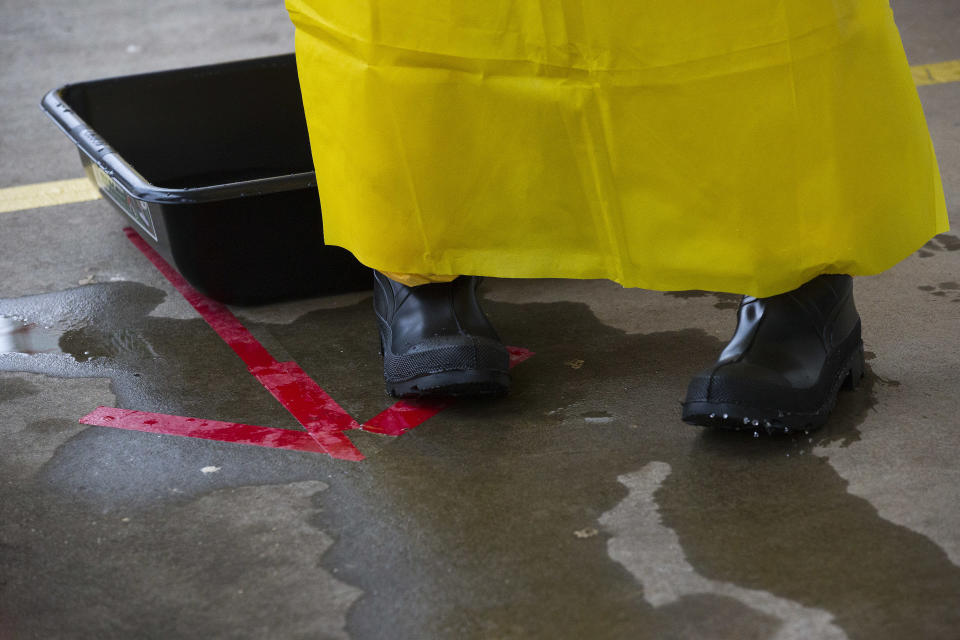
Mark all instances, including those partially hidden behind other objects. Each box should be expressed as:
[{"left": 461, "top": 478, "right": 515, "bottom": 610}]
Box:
[{"left": 41, "top": 54, "right": 371, "bottom": 305}]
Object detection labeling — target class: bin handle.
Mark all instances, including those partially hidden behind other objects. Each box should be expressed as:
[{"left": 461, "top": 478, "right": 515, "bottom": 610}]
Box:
[
  {"left": 40, "top": 88, "right": 117, "bottom": 164},
  {"left": 71, "top": 124, "right": 117, "bottom": 163}
]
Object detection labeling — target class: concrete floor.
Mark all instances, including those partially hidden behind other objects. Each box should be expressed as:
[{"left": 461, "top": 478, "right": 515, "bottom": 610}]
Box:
[{"left": 2, "top": 1, "right": 959, "bottom": 638}]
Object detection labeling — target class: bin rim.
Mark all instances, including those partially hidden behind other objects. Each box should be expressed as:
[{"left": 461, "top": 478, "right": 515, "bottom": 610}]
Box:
[{"left": 38, "top": 54, "right": 317, "bottom": 205}]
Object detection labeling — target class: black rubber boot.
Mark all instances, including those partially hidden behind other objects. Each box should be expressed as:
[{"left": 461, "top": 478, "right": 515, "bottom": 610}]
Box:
[
  {"left": 373, "top": 272, "right": 510, "bottom": 398},
  {"left": 682, "top": 274, "right": 865, "bottom": 433}
]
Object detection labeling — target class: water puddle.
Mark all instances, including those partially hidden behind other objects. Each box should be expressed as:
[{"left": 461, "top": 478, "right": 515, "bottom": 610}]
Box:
[
  {"left": 0, "top": 316, "right": 67, "bottom": 356},
  {"left": 0, "top": 315, "right": 114, "bottom": 362}
]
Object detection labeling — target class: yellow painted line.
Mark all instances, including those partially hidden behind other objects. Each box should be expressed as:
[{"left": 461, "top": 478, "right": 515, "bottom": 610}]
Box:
[
  {"left": 0, "top": 177, "right": 100, "bottom": 214},
  {"left": 911, "top": 59, "right": 960, "bottom": 87}
]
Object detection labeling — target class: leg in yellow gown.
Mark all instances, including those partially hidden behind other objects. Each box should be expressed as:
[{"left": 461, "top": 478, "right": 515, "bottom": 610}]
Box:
[{"left": 287, "top": 1, "right": 946, "bottom": 428}]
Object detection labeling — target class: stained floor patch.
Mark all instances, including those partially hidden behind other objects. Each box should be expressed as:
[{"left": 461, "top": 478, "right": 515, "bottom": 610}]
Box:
[
  {"left": 3, "top": 286, "right": 960, "bottom": 637},
  {"left": 918, "top": 282, "right": 960, "bottom": 301},
  {"left": 0, "top": 482, "right": 360, "bottom": 639},
  {"left": 656, "top": 433, "right": 960, "bottom": 638},
  {"left": 602, "top": 462, "right": 847, "bottom": 639},
  {"left": 915, "top": 233, "right": 960, "bottom": 257},
  {"left": 273, "top": 299, "right": 960, "bottom": 639},
  {"left": 663, "top": 290, "right": 742, "bottom": 310}
]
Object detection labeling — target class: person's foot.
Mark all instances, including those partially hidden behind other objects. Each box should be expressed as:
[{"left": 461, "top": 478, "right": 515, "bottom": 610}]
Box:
[
  {"left": 682, "top": 274, "right": 865, "bottom": 433},
  {"left": 374, "top": 272, "right": 510, "bottom": 398}
]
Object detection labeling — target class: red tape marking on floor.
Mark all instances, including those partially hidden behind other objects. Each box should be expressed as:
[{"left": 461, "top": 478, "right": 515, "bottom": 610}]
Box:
[
  {"left": 92, "top": 228, "right": 535, "bottom": 458},
  {"left": 122, "top": 228, "right": 363, "bottom": 461},
  {"left": 507, "top": 346, "right": 536, "bottom": 368},
  {"left": 361, "top": 346, "right": 535, "bottom": 436},
  {"left": 80, "top": 407, "right": 329, "bottom": 453},
  {"left": 361, "top": 398, "right": 454, "bottom": 437}
]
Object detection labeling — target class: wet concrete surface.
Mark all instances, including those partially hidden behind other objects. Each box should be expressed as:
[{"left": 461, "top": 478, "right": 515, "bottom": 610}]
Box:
[{"left": 3, "top": 1, "right": 960, "bottom": 638}]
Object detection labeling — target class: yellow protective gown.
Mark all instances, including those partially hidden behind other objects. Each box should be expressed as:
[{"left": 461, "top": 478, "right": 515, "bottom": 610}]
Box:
[{"left": 286, "top": 0, "right": 947, "bottom": 297}]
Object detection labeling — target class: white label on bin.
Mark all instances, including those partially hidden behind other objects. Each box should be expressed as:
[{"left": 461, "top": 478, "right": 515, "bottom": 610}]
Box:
[{"left": 91, "top": 165, "right": 159, "bottom": 241}]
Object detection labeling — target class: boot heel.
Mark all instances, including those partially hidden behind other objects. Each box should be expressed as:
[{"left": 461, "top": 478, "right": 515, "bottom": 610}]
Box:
[{"left": 843, "top": 340, "right": 865, "bottom": 390}]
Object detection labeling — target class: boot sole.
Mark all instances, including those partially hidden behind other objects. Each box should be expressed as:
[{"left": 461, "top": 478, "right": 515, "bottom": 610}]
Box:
[
  {"left": 682, "top": 339, "right": 865, "bottom": 434},
  {"left": 387, "top": 370, "right": 511, "bottom": 399}
]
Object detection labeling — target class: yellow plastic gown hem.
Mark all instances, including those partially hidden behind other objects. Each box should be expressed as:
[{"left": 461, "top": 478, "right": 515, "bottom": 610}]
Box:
[
  {"left": 287, "top": 0, "right": 948, "bottom": 297},
  {"left": 380, "top": 271, "right": 458, "bottom": 287}
]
